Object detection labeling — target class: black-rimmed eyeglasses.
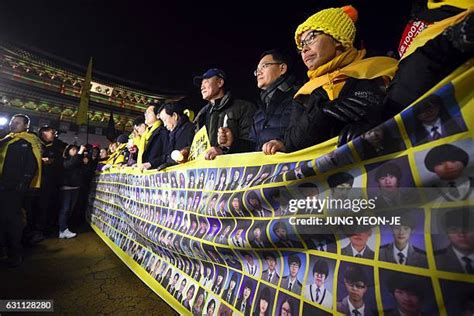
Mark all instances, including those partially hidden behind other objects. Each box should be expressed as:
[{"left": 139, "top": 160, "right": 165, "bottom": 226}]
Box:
[{"left": 253, "top": 62, "right": 283, "bottom": 76}]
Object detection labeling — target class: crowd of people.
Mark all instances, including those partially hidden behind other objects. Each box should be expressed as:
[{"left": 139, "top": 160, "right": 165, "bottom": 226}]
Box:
[{"left": 0, "top": 1, "right": 472, "bottom": 274}]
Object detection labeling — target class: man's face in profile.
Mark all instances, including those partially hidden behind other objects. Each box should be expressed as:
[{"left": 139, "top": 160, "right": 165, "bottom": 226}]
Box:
[
  {"left": 393, "top": 289, "right": 422, "bottom": 314},
  {"left": 433, "top": 160, "right": 465, "bottom": 181},
  {"left": 416, "top": 102, "right": 440, "bottom": 124}
]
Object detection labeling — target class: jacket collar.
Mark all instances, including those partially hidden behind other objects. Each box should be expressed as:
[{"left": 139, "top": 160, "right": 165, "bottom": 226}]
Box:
[
  {"left": 210, "top": 91, "right": 232, "bottom": 112},
  {"left": 260, "top": 75, "right": 295, "bottom": 107}
]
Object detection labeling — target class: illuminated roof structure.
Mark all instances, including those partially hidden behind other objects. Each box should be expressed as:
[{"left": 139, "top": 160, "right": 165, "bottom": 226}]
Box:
[{"left": 0, "top": 43, "right": 186, "bottom": 131}]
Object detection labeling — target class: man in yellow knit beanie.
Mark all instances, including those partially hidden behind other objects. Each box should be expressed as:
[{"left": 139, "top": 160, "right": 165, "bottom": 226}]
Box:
[{"left": 263, "top": 6, "right": 398, "bottom": 154}]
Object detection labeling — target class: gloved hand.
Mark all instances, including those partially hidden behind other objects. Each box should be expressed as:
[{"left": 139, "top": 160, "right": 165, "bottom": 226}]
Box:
[
  {"left": 337, "top": 122, "right": 374, "bottom": 147},
  {"left": 445, "top": 13, "right": 474, "bottom": 53},
  {"left": 321, "top": 97, "right": 370, "bottom": 123},
  {"left": 294, "top": 91, "right": 326, "bottom": 118}
]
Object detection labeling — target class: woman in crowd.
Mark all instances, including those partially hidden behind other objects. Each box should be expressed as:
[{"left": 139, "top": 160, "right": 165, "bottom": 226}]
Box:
[{"left": 58, "top": 144, "right": 86, "bottom": 239}]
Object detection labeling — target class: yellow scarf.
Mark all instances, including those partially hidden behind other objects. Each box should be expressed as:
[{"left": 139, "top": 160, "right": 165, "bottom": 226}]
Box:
[
  {"left": 104, "top": 143, "right": 128, "bottom": 165},
  {"left": 137, "top": 120, "right": 162, "bottom": 165},
  {"left": 402, "top": 7, "right": 473, "bottom": 60},
  {"left": 0, "top": 132, "right": 42, "bottom": 188},
  {"left": 295, "top": 48, "right": 398, "bottom": 99}
]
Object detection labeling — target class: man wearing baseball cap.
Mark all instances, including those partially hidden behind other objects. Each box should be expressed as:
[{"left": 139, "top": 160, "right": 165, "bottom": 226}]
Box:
[{"left": 193, "top": 68, "right": 255, "bottom": 160}]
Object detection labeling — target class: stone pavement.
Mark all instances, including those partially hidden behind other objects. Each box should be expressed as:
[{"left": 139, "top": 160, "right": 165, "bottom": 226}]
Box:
[{"left": 0, "top": 227, "right": 177, "bottom": 315}]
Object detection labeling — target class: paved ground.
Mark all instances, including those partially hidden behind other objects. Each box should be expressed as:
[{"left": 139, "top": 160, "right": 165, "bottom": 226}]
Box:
[{"left": 0, "top": 226, "right": 176, "bottom": 315}]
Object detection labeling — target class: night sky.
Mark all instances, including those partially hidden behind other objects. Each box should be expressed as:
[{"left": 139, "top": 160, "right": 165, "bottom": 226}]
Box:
[{"left": 0, "top": 0, "right": 412, "bottom": 107}]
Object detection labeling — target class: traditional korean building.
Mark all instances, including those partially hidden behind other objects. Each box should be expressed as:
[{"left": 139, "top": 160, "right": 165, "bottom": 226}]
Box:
[{"left": 0, "top": 43, "right": 186, "bottom": 146}]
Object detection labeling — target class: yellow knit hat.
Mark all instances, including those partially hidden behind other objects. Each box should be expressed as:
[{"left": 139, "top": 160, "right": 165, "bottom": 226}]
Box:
[{"left": 295, "top": 5, "right": 358, "bottom": 50}]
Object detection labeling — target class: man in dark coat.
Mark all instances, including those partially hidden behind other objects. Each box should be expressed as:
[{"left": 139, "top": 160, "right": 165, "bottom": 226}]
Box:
[
  {"left": 158, "top": 102, "right": 195, "bottom": 168},
  {"left": 193, "top": 68, "right": 256, "bottom": 159},
  {"left": 384, "top": 1, "right": 473, "bottom": 118},
  {"left": 139, "top": 105, "right": 169, "bottom": 170},
  {"left": 0, "top": 114, "right": 41, "bottom": 267},
  {"left": 218, "top": 49, "right": 299, "bottom": 153},
  {"left": 33, "top": 125, "right": 66, "bottom": 240}
]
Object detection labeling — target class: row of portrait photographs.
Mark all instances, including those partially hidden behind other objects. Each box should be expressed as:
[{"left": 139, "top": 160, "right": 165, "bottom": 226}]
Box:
[
  {"left": 91, "top": 206, "right": 474, "bottom": 316},
  {"left": 313, "top": 83, "right": 469, "bottom": 173},
  {"left": 98, "top": 190, "right": 474, "bottom": 277},
  {"left": 110, "top": 224, "right": 474, "bottom": 316}
]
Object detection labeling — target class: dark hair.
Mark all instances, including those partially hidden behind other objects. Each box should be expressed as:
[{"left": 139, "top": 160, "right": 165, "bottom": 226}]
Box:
[
  {"left": 38, "top": 125, "right": 54, "bottom": 138},
  {"left": 313, "top": 258, "right": 329, "bottom": 276},
  {"left": 12, "top": 114, "right": 30, "bottom": 127},
  {"left": 424, "top": 144, "right": 469, "bottom": 172},
  {"left": 343, "top": 264, "right": 368, "bottom": 284},
  {"left": 63, "top": 144, "right": 79, "bottom": 159},
  {"left": 248, "top": 191, "right": 259, "bottom": 200},
  {"left": 287, "top": 254, "right": 301, "bottom": 267},
  {"left": 388, "top": 272, "right": 426, "bottom": 299},
  {"left": 374, "top": 162, "right": 402, "bottom": 181},
  {"left": 133, "top": 116, "right": 145, "bottom": 126},
  {"left": 260, "top": 49, "right": 293, "bottom": 72},
  {"left": 327, "top": 172, "right": 354, "bottom": 188},
  {"left": 273, "top": 221, "right": 287, "bottom": 233},
  {"left": 152, "top": 104, "right": 162, "bottom": 116},
  {"left": 159, "top": 102, "right": 185, "bottom": 117},
  {"left": 260, "top": 287, "right": 271, "bottom": 302},
  {"left": 280, "top": 298, "right": 295, "bottom": 315}
]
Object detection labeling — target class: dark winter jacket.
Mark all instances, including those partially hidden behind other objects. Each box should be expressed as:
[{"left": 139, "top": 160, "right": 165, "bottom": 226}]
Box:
[
  {"left": 248, "top": 76, "right": 299, "bottom": 151},
  {"left": 41, "top": 138, "right": 66, "bottom": 185},
  {"left": 194, "top": 91, "right": 256, "bottom": 153},
  {"left": 142, "top": 125, "right": 169, "bottom": 168},
  {"left": 164, "top": 116, "right": 195, "bottom": 163},
  {"left": 383, "top": 5, "right": 471, "bottom": 119},
  {"left": 61, "top": 154, "right": 83, "bottom": 188},
  {"left": 0, "top": 138, "right": 38, "bottom": 191},
  {"left": 285, "top": 77, "right": 387, "bottom": 152}
]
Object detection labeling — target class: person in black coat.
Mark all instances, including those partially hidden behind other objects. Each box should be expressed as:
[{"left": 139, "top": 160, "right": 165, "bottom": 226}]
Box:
[
  {"left": 158, "top": 102, "right": 195, "bottom": 168},
  {"left": 58, "top": 144, "right": 85, "bottom": 239},
  {"left": 193, "top": 68, "right": 256, "bottom": 159},
  {"left": 218, "top": 49, "right": 300, "bottom": 153},
  {"left": 0, "top": 114, "right": 40, "bottom": 267},
  {"left": 140, "top": 105, "right": 169, "bottom": 170},
  {"left": 383, "top": 2, "right": 473, "bottom": 119},
  {"left": 32, "top": 125, "right": 66, "bottom": 241}
]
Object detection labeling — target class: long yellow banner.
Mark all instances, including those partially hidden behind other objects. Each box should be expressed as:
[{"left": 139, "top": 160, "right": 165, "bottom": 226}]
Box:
[{"left": 89, "top": 59, "right": 474, "bottom": 316}]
